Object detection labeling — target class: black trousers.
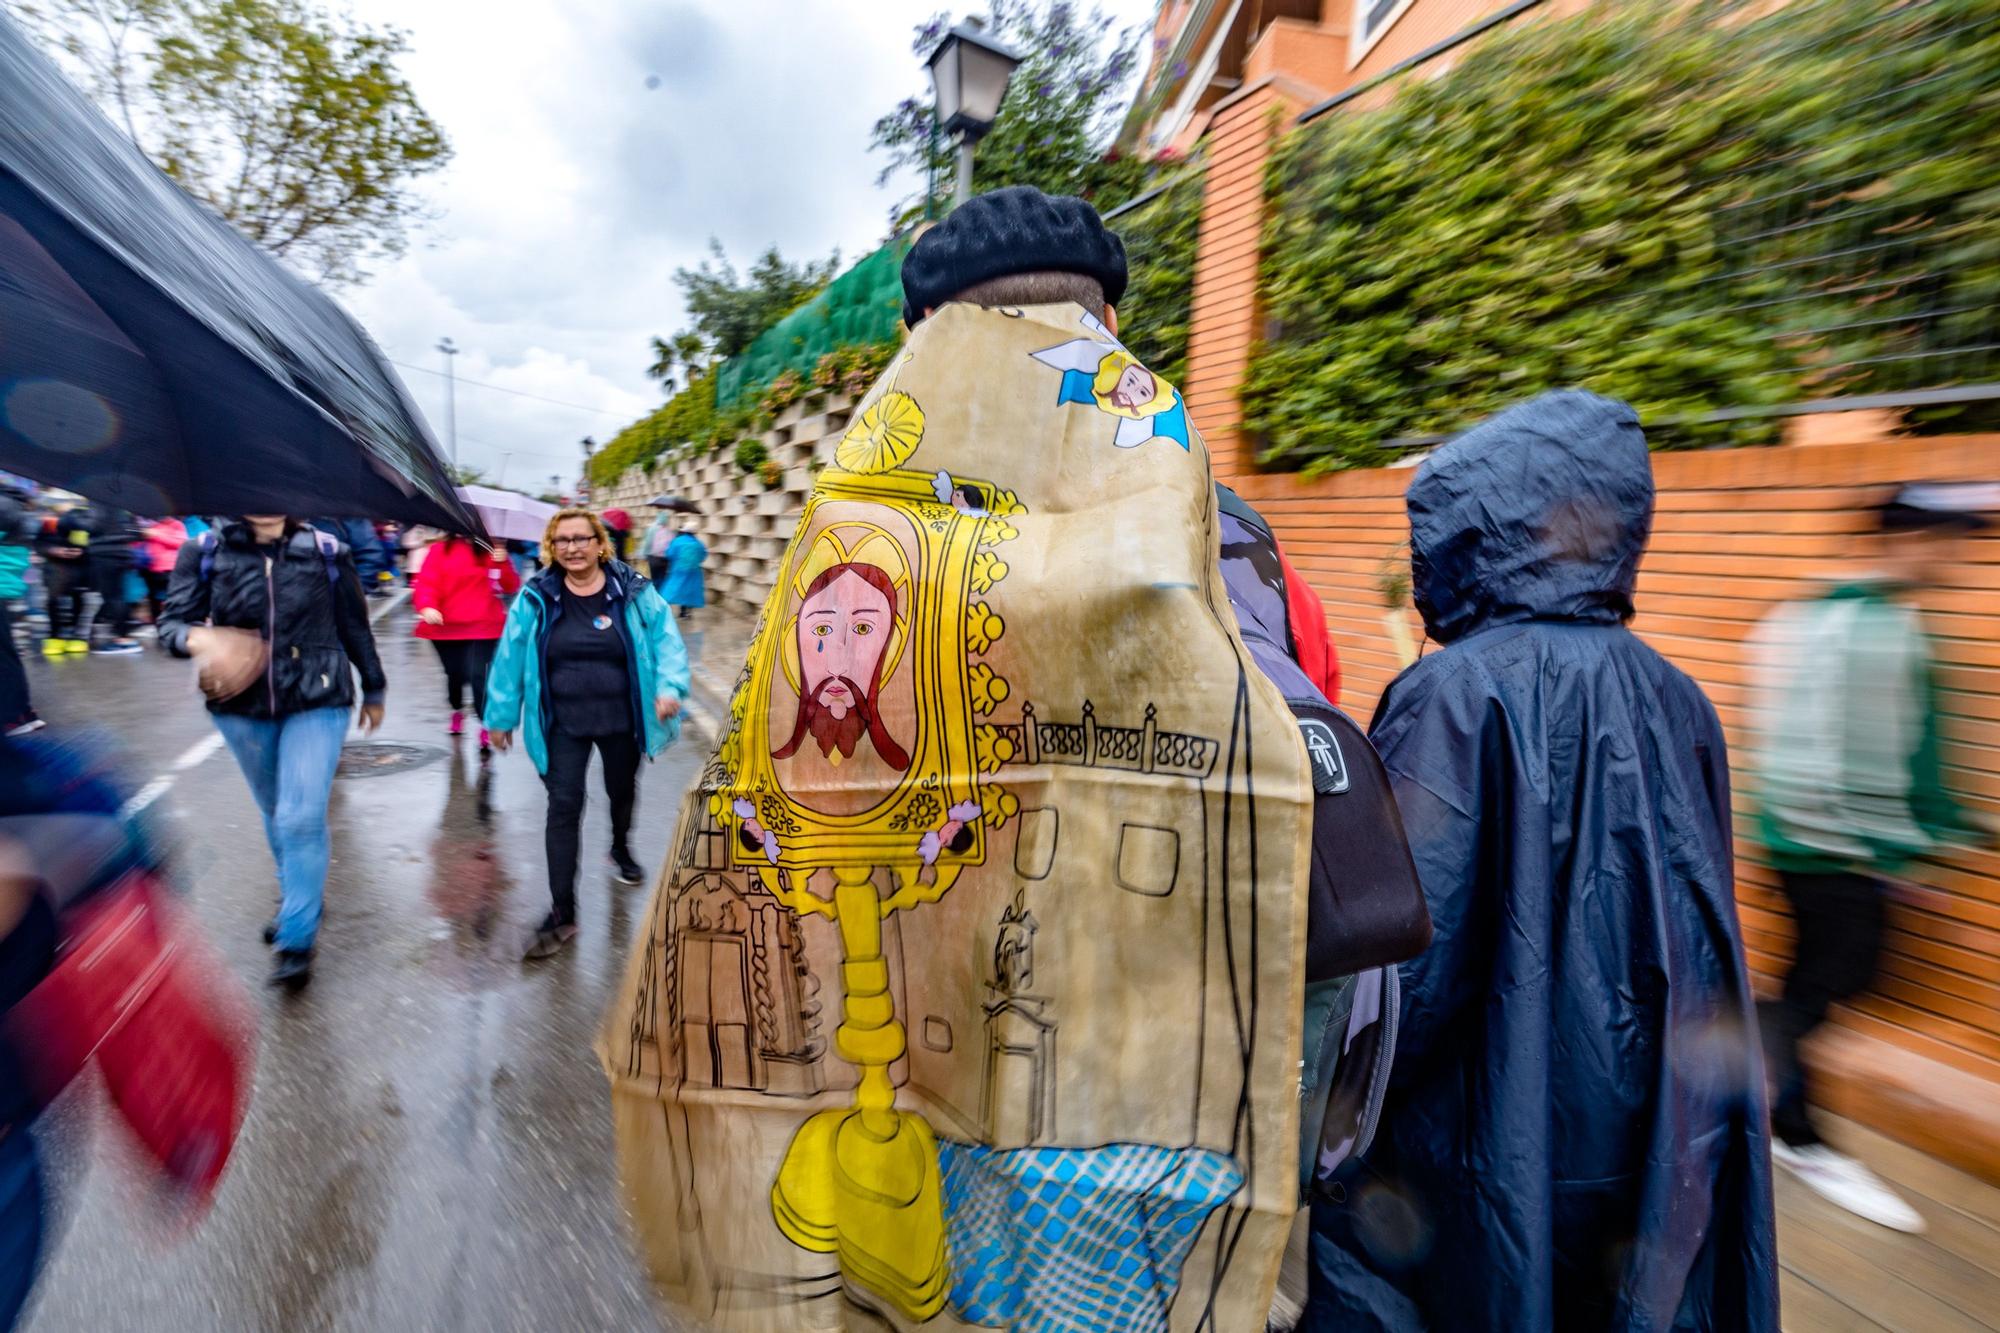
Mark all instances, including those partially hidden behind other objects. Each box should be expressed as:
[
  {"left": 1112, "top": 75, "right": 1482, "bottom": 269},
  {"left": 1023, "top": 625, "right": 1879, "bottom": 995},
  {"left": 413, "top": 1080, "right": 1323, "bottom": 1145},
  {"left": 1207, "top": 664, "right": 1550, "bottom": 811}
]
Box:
[
  {"left": 1757, "top": 868, "right": 1887, "bottom": 1147},
  {"left": 42, "top": 561, "right": 87, "bottom": 640},
  {"left": 91, "top": 561, "right": 131, "bottom": 641},
  {"left": 429, "top": 638, "right": 496, "bottom": 718},
  {"left": 0, "top": 603, "right": 28, "bottom": 725},
  {"left": 142, "top": 569, "right": 171, "bottom": 623},
  {"left": 647, "top": 556, "right": 669, "bottom": 586},
  {"left": 541, "top": 729, "right": 640, "bottom": 926}
]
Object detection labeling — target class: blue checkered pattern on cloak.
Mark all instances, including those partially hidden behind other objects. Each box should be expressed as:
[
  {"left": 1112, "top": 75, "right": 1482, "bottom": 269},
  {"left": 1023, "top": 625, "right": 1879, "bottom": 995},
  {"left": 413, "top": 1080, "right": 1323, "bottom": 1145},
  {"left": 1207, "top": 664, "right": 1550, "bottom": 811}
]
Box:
[{"left": 936, "top": 1139, "right": 1244, "bottom": 1331}]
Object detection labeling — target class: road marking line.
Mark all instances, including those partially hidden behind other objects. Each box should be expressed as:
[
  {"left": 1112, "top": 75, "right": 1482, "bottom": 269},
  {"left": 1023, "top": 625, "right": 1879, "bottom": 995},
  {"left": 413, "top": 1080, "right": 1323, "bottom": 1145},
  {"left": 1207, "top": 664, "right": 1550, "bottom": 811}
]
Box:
[
  {"left": 123, "top": 731, "right": 229, "bottom": 816},
  {"left": 121, "top": 778, "right": 174, "bottom": 818},
  {"left": 171, "top": 733, "right": 225, "bottom": 771},
  {"left": 369, "top": 587, "right": 410, "bottom": 623}
]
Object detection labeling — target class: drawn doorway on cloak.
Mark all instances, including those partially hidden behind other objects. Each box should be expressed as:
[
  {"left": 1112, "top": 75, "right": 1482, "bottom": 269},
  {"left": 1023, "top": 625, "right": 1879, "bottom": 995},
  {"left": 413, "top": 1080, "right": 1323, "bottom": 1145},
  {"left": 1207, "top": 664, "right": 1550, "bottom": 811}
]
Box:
[{"left": 682, "top": 932, "right": 754, "bottom": 1089}]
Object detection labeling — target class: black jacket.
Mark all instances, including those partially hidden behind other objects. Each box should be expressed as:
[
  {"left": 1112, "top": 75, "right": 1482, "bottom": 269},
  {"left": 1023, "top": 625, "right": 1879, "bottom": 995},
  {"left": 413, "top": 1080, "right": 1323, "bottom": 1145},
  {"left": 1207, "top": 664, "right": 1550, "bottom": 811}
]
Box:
[
  {"left": 34, "top": 508, "right": 90, "bottom": 566},
  {"left": 85, "top": 505, "right": 140, "bottom": 571},
  {"left": 158, "top": 520, "right": 386, "bottom": 718}
]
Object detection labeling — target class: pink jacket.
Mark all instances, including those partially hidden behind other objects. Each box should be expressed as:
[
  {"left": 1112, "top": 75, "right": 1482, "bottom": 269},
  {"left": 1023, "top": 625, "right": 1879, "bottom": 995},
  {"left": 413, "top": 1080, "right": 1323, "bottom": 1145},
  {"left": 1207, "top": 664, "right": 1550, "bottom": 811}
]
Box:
[{"left": 144, "top": 519, "right": 188, "bottom": 574}]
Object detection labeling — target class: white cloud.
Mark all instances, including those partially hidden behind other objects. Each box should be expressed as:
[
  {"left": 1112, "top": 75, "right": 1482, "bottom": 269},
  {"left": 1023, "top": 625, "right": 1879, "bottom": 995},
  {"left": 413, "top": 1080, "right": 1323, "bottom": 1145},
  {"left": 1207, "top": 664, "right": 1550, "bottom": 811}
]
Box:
[{"left": 336, "top": 0, "right": 1157, "bottom": 491}]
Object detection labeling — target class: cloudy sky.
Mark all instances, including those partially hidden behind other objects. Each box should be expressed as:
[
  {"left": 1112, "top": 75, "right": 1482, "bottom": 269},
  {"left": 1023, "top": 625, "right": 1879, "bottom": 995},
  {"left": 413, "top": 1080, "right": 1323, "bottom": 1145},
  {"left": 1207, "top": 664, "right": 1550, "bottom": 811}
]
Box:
[{"left": 335, "top": 0, "right": 1159, "bottom": 494}]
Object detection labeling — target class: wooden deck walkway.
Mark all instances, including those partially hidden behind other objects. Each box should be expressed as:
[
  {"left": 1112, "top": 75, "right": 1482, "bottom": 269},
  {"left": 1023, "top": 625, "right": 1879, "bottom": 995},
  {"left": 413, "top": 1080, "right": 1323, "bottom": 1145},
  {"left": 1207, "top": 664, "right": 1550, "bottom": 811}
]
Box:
[{"left": 1781, "top": 1118, "right": 2000, "bottom": 1331}]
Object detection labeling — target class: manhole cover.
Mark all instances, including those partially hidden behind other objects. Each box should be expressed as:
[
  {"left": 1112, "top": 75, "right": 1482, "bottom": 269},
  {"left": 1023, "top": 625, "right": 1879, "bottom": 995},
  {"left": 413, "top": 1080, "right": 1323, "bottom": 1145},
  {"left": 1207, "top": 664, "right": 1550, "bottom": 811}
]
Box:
[{"left": 336, "top": 742, "right": 446, "bottom": 778}]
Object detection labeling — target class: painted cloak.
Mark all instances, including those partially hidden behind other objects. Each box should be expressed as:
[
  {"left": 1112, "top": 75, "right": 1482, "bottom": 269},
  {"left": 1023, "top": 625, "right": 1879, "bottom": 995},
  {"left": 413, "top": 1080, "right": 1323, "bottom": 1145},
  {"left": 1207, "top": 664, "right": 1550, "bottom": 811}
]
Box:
[{"left": 601, "top": 301, "right": 1310, "bottom": 1332}]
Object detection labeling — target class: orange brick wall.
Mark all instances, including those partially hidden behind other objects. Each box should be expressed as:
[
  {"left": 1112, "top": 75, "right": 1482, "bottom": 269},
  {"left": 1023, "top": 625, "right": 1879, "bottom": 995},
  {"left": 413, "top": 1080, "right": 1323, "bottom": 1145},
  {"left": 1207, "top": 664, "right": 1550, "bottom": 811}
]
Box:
[
  {"left": 1244, "top": 17, "right": 1352, "bottom": 90},
  {"left": 1217, "top": 439, "right": 2000, "bottom": 1100},
  {"left": 1164, "top": 0, "right": 2000, "bottom": 1171},
  {"left": 1181, "top": 78, "right": 1311, "bottom": 479}
]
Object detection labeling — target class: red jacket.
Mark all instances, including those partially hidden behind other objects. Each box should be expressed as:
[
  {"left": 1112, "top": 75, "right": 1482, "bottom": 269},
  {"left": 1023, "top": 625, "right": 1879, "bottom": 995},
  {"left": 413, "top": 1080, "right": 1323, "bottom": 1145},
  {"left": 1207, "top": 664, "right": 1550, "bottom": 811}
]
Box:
[
  {"left": 1279, "top": 547, "right": 1341, "bottom": 706},
  {"left": 411, "top": 538, "right": 519, "bottom": 641}
]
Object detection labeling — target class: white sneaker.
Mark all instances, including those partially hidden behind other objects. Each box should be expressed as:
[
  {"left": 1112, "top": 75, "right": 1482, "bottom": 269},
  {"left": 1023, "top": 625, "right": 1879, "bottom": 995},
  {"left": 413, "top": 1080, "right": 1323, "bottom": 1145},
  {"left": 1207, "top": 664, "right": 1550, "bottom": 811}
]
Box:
[{"left": 1774, "top": 1141, "right": 1927, "bottom": 1233}]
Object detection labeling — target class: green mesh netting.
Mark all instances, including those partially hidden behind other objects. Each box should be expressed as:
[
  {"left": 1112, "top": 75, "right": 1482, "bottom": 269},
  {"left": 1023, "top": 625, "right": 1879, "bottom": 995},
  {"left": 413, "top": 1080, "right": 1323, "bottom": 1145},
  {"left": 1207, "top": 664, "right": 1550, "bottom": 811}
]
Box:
[{"left": 715, "top": 238, "right": 911, "bottom": 410}]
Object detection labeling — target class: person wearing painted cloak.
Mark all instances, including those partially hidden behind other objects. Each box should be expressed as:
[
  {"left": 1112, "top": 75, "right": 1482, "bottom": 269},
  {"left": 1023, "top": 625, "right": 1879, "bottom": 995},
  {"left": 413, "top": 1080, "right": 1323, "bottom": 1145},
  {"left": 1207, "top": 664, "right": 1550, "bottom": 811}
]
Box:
[{"left": 601, "top": 187, "right": 1314, "bottom": 1330}]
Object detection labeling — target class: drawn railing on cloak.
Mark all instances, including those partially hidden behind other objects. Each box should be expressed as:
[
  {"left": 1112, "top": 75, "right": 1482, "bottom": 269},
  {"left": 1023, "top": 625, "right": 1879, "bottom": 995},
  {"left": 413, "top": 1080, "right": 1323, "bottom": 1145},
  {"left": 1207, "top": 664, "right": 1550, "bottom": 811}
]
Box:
[{"left": 991, "top": 701, "right": 1220, "bottom": 780}]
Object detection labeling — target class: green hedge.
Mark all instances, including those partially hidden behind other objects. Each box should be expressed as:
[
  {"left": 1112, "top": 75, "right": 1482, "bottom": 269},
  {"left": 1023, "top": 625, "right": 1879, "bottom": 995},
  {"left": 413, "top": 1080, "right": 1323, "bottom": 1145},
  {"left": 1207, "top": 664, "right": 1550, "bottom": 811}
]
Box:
[
  {"left": 586, "top": 339, "right": 904, "bottom": 490},
  {"left": 715, "top": 239, "right": 910, "bottom": 411},
  {"left": 586, "top": 373, "right": 722, "bottom": 489},
  {"left": 1112, "top": 164, "right": 1203, "bottom": 388},
  {"left": 1243, "top": 0, "right": 2000, "bottom": 475}
]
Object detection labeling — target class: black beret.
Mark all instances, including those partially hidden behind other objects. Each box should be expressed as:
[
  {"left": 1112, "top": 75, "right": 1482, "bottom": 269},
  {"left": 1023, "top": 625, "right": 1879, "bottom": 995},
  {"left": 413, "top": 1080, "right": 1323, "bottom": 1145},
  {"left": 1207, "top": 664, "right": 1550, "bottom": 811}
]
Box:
[{"left": 901, "top": 185, "right": 1128, "bottom": 328}]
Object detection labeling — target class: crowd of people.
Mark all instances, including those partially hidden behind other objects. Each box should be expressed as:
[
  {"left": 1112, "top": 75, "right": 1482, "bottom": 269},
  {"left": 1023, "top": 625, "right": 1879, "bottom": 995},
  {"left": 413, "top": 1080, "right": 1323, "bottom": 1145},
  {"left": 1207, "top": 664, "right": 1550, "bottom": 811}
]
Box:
[
  {"left": 0, "top": 485, "right": 708, "bottom": 985},
  {"left": 1, "top": 185, "right": 1992, "bottom": 1332}
]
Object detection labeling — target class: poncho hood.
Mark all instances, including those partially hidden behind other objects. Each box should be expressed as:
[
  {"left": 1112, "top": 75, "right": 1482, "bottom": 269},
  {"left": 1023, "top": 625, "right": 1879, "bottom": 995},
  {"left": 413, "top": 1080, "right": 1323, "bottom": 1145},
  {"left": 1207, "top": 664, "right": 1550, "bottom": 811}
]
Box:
[{"left": 1408, "top": 388, "right": 1653, "bottom": 643}]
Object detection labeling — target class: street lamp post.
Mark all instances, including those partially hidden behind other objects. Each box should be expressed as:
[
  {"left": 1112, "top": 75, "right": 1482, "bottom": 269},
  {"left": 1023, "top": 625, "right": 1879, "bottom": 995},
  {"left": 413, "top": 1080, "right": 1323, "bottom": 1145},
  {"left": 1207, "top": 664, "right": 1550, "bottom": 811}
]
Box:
[
  {"left": 436, "top": 336, "right": 459, "bottom": 462},
  {"left": 927, "top": 18, "right": 1023, "bottom": 207}
]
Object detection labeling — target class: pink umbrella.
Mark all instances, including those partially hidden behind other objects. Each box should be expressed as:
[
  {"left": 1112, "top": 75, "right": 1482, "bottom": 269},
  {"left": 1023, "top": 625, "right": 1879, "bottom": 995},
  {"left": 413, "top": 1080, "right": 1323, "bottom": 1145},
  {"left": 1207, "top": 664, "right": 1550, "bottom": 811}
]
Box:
[{"left": 455, "top": 485, "right": 555, "bottom": 542}]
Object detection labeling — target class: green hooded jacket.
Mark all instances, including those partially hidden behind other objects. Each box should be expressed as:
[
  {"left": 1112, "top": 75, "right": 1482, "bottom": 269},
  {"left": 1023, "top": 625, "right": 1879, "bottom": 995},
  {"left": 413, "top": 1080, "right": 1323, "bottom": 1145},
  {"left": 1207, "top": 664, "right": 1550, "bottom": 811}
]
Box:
[{"left": 1747, "top": 579, "right": 1975, "bottom": 874}]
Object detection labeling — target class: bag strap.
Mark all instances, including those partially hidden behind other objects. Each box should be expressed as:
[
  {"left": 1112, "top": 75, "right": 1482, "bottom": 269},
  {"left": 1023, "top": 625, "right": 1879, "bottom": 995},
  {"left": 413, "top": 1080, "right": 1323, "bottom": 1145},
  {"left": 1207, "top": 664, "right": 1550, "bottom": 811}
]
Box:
[{"left": 306, "top": 526, "right": 342, "bottom": 584}]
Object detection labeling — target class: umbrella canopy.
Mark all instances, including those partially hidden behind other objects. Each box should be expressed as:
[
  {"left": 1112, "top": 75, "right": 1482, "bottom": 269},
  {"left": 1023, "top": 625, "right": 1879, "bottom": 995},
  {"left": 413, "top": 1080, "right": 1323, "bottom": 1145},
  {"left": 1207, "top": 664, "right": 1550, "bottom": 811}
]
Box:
[
  {"left": 600, "top": 507, "right": 632, "bottom": 532},
  {"left": 0, "top": 15, "right": 476, "bottom": 531},
  {"left": 456, "top": 485, "right": 555, "bottom": 542},
  {"left": 646, "top": 494, "right": 701, "bottom": 514}
]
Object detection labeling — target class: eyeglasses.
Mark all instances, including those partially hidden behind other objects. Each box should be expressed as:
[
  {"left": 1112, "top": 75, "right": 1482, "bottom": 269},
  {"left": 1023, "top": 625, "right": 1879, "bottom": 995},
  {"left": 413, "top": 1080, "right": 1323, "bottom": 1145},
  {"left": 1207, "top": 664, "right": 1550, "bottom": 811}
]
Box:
[{"left": 550, "top": 535, "right": 600, "bottom": 549}]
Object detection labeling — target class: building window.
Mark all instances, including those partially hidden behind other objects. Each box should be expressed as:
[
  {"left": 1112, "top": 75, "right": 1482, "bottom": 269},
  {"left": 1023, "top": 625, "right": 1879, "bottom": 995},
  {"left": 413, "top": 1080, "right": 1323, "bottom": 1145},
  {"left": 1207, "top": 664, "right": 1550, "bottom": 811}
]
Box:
[{"left": 1351, "top": 0, "right": 1417, "bottom": 64}]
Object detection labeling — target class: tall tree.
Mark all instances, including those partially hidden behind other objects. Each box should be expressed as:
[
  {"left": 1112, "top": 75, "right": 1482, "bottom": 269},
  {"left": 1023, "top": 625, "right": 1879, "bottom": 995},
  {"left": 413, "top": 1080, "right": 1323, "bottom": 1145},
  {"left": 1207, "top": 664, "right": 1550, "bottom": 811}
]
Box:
[
  {"left": 646, "top": 336, "right": 678, "bottom": 392},
  {"left": 671, "top": 332, "right": 708, "bottom": 379},
  {"left": 672, "top": 240, "right": 838, "bottom": 360},
  {"left": 871, "top": 2, "right": 1147, "bottom": 225},
  {"left": 17, "top": 0, "right": 451, "bottom": 283}
]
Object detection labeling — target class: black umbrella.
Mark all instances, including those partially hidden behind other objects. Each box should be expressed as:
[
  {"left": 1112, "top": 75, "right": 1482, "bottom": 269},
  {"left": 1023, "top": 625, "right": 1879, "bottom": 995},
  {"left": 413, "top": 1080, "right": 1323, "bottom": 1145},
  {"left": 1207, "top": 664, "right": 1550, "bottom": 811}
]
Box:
[
  {"left": 646, "top": 494, "right": 701, "bottom": 514},
  {"left": 0, "top": 14, "right": 476, "bottom": 531}
]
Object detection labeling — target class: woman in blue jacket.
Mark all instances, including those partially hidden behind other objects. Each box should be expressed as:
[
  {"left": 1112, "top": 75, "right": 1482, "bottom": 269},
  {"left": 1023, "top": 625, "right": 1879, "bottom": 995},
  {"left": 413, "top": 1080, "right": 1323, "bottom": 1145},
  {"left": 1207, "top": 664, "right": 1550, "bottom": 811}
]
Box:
[
  {"left": 485, "top": 508, "right": 690, "bottom": 959},
  {"left": 660, "top": 521, "right": 707, "bottom": 619}
]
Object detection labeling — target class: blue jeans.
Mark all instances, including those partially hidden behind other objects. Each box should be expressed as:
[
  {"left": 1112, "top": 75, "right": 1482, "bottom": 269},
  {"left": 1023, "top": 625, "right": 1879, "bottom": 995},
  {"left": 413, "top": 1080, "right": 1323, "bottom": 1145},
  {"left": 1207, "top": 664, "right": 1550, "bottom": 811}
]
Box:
[{"left": 213, "top": 708, "right": 349, "bottom": 952}]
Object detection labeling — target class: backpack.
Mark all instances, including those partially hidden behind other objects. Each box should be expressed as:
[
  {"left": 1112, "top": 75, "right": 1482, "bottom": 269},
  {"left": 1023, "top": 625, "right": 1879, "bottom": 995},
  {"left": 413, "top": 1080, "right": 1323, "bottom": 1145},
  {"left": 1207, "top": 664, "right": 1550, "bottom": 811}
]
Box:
[
  {"left": 194, "top": 524, "right": 342, "bottom": 586},
  {"left": 1214, "top": 484, "right": 1432, "bottom": 1201}
]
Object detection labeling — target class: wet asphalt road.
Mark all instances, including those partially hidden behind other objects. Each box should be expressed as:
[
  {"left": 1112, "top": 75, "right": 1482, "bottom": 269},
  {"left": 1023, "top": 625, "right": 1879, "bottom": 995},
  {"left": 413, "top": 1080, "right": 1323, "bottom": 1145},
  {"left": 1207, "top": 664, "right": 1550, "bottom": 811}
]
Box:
[{"left": 16, "top": 601, "right": 718, "bottom": 1332}]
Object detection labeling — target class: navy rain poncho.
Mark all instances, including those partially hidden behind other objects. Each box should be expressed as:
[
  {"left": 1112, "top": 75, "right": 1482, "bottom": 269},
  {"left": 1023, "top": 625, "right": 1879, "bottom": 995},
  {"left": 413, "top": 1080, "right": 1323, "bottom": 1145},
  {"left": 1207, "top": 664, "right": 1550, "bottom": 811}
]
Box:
[{"left": 1305, "top": 390, "right": 1776, "bottom": 1331}]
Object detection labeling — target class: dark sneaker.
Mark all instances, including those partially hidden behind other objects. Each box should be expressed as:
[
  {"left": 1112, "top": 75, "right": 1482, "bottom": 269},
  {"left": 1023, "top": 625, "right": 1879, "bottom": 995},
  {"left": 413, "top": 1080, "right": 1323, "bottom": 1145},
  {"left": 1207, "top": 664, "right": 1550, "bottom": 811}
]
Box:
[
  {"left": 92, "top": 639, "right": 143, "bottom": 656},
  {"left": 4, "top": 715, "right": 44, "bottom": 738},
  {"left": 523, "top": 919, "right": 578, "bottom": 961},
  {"left": 268, "top": 950, "right": 313, "bottom": 991},
  {"left": 610, "top": 848, "right": 645, "bottom": 885}
]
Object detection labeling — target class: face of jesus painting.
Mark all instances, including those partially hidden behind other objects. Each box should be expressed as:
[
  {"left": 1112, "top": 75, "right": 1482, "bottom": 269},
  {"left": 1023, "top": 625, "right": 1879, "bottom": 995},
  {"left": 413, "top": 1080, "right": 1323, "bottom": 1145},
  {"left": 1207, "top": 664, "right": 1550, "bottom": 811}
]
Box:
[{"left": 773, "top": 562, "right": 912, "bottom": 772}]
